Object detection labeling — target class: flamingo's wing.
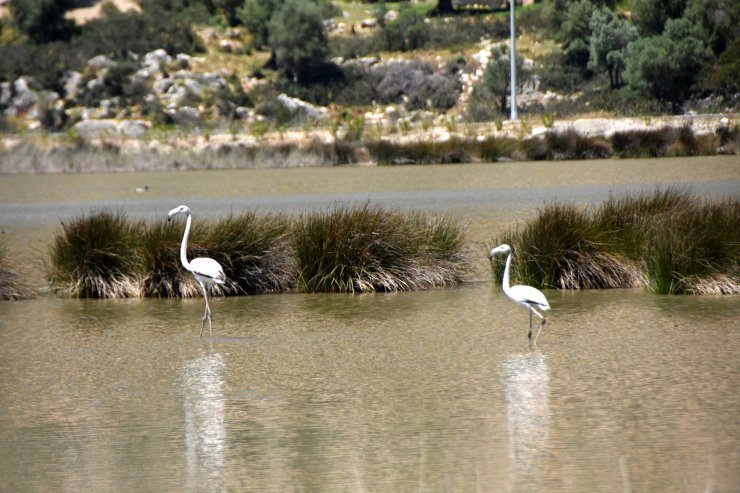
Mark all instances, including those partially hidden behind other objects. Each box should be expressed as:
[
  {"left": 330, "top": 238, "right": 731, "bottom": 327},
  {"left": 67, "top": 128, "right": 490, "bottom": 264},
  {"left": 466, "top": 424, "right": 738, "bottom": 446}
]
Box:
[
  {"left": 191, "top": 257, "right": 226, "bottom": 284},
  {"left": 509, "top": 284, "right": 550, "bottom": 311}
]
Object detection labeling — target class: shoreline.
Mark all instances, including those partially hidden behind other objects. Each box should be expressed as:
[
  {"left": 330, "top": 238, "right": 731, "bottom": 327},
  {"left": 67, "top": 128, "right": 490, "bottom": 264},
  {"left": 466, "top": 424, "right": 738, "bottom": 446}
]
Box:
[{"left": 1, "top": 114, "right": 737, "bottom": 174}]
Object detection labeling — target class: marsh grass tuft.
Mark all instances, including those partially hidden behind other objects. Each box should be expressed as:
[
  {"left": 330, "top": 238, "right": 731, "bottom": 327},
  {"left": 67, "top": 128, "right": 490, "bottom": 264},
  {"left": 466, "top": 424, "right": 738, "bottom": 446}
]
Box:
[
  {"left": 139, "top": 212, "right": 296, "bottom": 297},
  {"left": 492, "top": 189, "right": 739, "bottom": 294},
  {"left": 47, "top": 205, "right": 470, "bottom": 298},
  {"left": 47, "top": 210, "right": 143, "bottom": 298},
  {"left": 0, "top": 240, "right": 35, "bottom": 300},
  {"left": 293, "top": 203, "right": 470, "bottom": 293},
  {"left": 202, "top": 212, "right": 296, "bottom": 295}
]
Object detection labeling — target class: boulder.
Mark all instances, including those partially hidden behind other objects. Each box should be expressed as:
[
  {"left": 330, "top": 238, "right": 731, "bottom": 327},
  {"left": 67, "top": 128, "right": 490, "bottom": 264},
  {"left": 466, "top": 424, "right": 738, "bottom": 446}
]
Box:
[
  {"left": 143, "top": 49, "right": 173, "bottom": 73},
  {"left": 87, "top": 54, "right": 115, "bottom": 70},
  {"left": 117, "top": 119, "right": 150, "bottom": 137},
  {"left": 74, "top": 119, "right": 118, "bottom": 137},
  {"left": 276, "top": 93, "right": 328, "bottom": 119},
  {"left": 62, "top": 71, "right": 83, "bottom": 100}
]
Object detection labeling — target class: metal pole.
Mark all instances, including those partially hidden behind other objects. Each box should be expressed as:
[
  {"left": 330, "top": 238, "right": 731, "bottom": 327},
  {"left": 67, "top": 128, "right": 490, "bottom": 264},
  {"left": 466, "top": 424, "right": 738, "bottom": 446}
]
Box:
[{"left": 509, "top": 0, "right": 517, "bottom": 120}]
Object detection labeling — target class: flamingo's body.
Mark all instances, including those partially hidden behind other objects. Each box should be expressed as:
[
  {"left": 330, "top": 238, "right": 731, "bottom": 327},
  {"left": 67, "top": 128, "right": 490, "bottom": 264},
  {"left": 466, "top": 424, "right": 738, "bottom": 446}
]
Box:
[
  {"left": 489, "top": 244, "right": 550, "bottom": 344},
  {"left": 168, "top": 205, "right": 226, "bottom": 338}
]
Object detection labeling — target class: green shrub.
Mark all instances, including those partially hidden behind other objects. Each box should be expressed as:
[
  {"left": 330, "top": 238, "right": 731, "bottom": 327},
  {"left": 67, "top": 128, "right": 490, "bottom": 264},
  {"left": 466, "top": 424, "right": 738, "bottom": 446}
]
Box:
[
  {"left": 611, "top": 127, "right": 676, "bottom": 157},
  {"left": 644, "top": 197, "right": 740, "bottom": 294},
  {"left": 366, "top": 138, "right": 474, "bottom": 165}
]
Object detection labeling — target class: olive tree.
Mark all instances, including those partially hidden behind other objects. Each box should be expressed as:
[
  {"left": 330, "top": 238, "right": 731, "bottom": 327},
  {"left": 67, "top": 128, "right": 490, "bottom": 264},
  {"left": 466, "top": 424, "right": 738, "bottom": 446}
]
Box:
[
  {"left": 624, "top": 18, "right": 711, "bottom": 104},
  {"left": 268, "top": 0, "right": 329, "bottom": 83},
  {"left": 587, "top": 8, "right": 638, "bottom": 89},
  {"left": 481, "top": 47, "right": 526, "bottom": 116},
  {"left": 9, "top": 0, "right": 77, "bottom": 43}
]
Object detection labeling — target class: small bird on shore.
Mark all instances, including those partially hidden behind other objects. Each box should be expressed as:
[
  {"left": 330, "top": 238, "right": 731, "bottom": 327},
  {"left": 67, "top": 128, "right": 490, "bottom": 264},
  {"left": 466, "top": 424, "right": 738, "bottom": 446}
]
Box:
[
  {"left": 168, "top": 205, "right": 226, "bottom": 338},
  {"left": 489, "top": 244, "right": 550, "bottom": 345}
]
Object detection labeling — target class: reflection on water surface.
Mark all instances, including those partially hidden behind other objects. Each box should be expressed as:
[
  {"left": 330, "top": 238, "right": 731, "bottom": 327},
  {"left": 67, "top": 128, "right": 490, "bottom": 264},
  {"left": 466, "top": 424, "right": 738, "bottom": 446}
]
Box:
[{"left": 0, "top": 287, "right": 738, "bottom": 492}]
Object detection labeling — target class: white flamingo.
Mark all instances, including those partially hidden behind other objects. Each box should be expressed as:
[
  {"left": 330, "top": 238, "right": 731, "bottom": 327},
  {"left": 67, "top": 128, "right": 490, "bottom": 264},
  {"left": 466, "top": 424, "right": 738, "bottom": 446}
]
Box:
[
  {"left": 489, "top": 244, "right": 550, "bottom": 345},
  {"left": 168, "top": 205, "right": 226, "bottom": 338}
]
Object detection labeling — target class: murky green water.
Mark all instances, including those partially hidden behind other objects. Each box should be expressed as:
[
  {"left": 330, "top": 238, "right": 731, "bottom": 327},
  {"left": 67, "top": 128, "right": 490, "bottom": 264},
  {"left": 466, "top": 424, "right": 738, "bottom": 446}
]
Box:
[{"left": 1, "top": 156, "right": 739, "bottom": 491}]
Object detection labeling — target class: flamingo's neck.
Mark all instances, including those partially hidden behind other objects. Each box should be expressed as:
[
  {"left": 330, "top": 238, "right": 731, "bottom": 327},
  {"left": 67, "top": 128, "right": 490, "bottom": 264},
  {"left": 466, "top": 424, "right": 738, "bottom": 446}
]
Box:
[
  {"left": 180, "top": 212, "right": 192, "bottom": 271},
  {"left": 501, "top": 251, "right": 512, "bottom": 295}
]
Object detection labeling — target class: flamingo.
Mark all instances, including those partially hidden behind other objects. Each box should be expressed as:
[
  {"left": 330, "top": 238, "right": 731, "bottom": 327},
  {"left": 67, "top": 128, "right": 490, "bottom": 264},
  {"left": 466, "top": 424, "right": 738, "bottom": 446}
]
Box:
[
  {"left": 489, "top": 244, "right": 550, "bottom": 345},
  {"left": 168, "top": 205, "right": 226, "bottom": 338}
]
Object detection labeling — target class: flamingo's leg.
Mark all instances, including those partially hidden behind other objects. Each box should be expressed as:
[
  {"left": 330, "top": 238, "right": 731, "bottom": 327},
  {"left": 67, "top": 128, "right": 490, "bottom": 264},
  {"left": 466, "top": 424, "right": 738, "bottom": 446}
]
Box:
[{"left": 199, "top": 283, "right": 212, "bottom": 338}]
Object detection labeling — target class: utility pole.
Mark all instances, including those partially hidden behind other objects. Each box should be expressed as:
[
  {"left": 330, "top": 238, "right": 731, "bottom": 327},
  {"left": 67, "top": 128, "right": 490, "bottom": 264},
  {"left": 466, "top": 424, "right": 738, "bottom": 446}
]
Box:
[{"left": 509, "top": 0, "right": 518, "bottom": 120}]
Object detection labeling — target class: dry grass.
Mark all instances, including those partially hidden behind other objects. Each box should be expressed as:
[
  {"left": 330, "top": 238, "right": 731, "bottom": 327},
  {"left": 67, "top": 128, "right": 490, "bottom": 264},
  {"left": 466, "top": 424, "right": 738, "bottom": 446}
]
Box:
[{"left": 0, "top": 241, "right": 35, "bottom": 300}]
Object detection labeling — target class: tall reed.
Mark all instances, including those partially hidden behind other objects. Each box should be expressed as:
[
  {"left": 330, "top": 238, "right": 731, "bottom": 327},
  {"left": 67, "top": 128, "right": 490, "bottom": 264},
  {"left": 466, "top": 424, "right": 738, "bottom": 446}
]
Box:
[
  {"left": 492, "top": 203, "right": 645, "bottom": 290},
  {"left": 47, "top": 210, "right": 143, "bottom": 298},
  {"left": 47, "top": 205, "right": 470, "bottom": 298},
  {"left": 140, "top": 212, "right": 295, "bottom": 297},
  {"left": 492, "top": 189, "right": 739, "bottom": 294},
  {"left": 0, "top": 240, "right": 34, "bottom": 300},
  {"left": 293, "top": 203, "right": 469, "bottom": 293}
]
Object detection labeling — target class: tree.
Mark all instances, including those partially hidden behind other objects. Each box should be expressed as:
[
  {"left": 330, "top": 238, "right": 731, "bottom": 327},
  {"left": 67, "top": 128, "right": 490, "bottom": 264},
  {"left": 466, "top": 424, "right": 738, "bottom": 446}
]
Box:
[
  {"left": 381, "top": 5, "right": 429, "bottom": 52},
  {"left": 683, "top": 0, "right": 740, "bottom": 54},
  {"left": 624, "top": 18, "right": 711, "bottom": 104},
  {"left": 238, "top": 0, "right": 283, "bottom": 50},
  {"left": 588, "top": 8, "right": 638, "bottom": 89},
  {"left": 434, "top": 0, "right": 454, "bottom": 15},
  {"left": 481, "top": 47, "right": 526, "bottom": 115},
  {"left": 268, "top": 0, "right": 329, "bottom": 83},
  {"left": 699, "top": 38, "right": 740, "bottom": 97},
  {"left": 9, "top": 0, "right": 77, "bottom": 43},
  {"left": 561, "top": 0, "right": 594, "bottom": 69},
  {"left": 633, "top": 0, "right": 686, "bottom": 37}
]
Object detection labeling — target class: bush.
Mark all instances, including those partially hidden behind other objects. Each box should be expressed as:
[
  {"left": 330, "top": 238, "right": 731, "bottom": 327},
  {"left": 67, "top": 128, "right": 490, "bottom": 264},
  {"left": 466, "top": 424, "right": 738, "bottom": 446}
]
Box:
[
  {"left": 142, "top": 212, "right": 295, "bottom": 297},
  {"left": 492, "top": 203, "right": 645, "bottom": 289},
  {"left": 374, "top": 60, "right": 460, "bottom": 110},
  {"left": 293, "top": 203, "right": 469, "bottom": 293},
  {"left": 47, "top": 205, "right": 470, "bottom": 298},
  {"left": 47, "top": 210, "right": 143, "bottom": 298},
  {"left": 623, "top": 18, "right": 711, "bottom": 105},
  {"left": 0, "top": 240, "right": 34, "bottom": 300},
  {"left": 699, "top": 38, "right": 740, "bottom": 98},
  {"left": 491, "top": 189, "right": 740, "bottom": 294},
  {"left": 380, "top": 5, "right": 429, "bottom": 52},
  {"left": 9, "top": 0, "right": 77, "bottom": 44},
  {"left": 268, "top": 0, "right": 330, "bottom": 83}
]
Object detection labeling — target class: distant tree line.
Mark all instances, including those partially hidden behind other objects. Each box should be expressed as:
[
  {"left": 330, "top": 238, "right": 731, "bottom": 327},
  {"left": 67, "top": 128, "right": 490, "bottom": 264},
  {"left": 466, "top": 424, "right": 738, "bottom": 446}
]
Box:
[{"left": 0, "top": 0, "right": 737, "bottom": 114}]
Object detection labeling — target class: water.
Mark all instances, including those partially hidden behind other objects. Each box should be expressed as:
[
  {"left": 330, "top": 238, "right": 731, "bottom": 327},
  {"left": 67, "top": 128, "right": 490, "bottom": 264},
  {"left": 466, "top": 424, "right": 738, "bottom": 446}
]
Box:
[
  {"left": 1, "top": 156, "right": 739, "bottom": 491},
  {"left": 1, "top": 288, "right": 739, "bottom": 491}
]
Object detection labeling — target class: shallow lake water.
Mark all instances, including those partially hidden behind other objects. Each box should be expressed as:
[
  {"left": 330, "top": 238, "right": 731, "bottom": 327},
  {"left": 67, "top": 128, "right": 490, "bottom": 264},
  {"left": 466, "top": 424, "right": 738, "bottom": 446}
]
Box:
[{"left": 1, "top": 156, "right": 739, "bottom": 491}]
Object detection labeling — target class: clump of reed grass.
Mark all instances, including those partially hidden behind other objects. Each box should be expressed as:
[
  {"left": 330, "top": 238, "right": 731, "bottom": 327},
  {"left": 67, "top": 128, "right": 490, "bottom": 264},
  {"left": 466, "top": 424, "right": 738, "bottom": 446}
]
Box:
[
  {"left": 200, "top": 212, "right": 296, "bottom": 294},
  {"left": 492, "top": 188, "right": 739, "bottom": 294},
  {"left": 140, "top": 212, "right": 296, "bottom": 297},
  {"left": 0, "top": 240, "right": 35, "bottom": 300},
  {"left": 293, "top": 203, "right": 469, "bottom": 293},
  {"left": 47, "top": 210, "right": 143, "bottom": 298},
  {"left": 139, "top": 218, "right": 204, "bottom": 298},
  {"left": 492, "top": 203, "right": 645, "bottom": 290},
  {"left": 644, "top": 197, "right": 739, "bottom": 294}
]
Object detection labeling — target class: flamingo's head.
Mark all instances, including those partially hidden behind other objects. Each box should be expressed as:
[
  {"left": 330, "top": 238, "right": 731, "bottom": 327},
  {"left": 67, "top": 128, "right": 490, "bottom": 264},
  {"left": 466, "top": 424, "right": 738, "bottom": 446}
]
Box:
[
  {"left": 489, "top": 243, "right": 511, "bottom": 260},
  {"left": 167, "top": 205, "right": 191, "bottom": 222}
]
